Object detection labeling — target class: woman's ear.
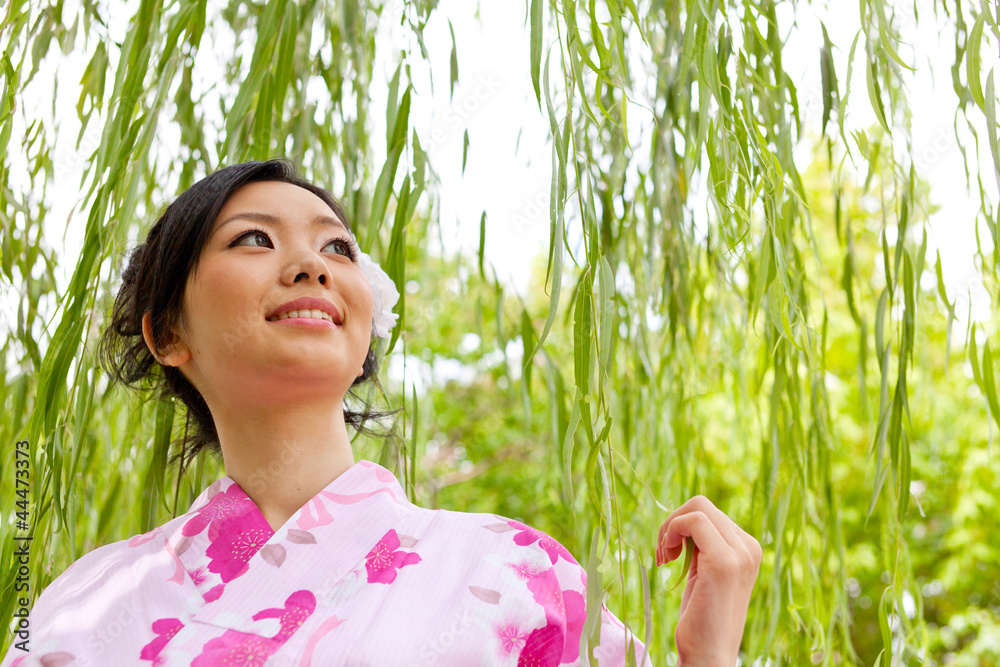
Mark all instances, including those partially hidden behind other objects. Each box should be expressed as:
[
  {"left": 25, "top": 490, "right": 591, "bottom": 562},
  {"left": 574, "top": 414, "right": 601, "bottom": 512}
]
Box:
[{"left": 142, "top": 311, "right": 191, "bottom": 367}]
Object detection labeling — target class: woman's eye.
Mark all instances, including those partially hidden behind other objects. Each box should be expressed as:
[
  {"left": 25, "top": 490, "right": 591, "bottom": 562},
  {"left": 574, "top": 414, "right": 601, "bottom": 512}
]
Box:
[
  {"left": 233, "top": 230, "right": 272, "bottom": 248},
  {"left": 325, "top": 238, "right": 356, "bottom": 258}
]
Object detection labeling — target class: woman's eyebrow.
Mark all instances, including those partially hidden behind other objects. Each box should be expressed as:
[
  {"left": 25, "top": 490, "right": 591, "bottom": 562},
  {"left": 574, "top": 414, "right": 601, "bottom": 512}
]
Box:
[{"left": 215, "top": 211, "right": 348, "bottom": 234}]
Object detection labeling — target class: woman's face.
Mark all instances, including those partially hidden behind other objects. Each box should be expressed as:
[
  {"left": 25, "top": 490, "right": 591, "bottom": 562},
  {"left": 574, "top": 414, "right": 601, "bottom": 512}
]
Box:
[{"left": 150, "top": 180, "right": 374, "bottom": 408}]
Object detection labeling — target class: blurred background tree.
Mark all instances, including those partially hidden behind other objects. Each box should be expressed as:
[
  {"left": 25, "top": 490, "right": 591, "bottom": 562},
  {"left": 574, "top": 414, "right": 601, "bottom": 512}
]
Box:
[{"left": 1, "top": 0, "right": 999, "bottom": 664}]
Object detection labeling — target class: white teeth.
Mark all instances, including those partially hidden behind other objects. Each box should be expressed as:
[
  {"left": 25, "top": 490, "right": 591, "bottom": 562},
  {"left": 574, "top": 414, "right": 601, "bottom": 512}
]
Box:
[{"left": 269, "top": 309, "right": 335, "bottom": 323}]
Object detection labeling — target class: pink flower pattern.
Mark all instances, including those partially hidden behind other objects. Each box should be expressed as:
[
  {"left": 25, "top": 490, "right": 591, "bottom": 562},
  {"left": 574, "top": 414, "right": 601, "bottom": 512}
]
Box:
[
  {"left": 506, "top": 521, "right": 577, "bottom": 566},
  {"left": 365, "top": 529, "right": 422, "bottom": 584},
  {"left": 560, "top": 589, "right": 586, "bottom": 662},
  {"left": 191, "top": 631, "right": 276, "bottom": 667},
  {"left": 190, "top": 590, "right": 316, "bottom": 666},
  {"left": 182, "top": 485, "right": 258, "bottom": 537},
  {"left": 296, "top": 496, "right": 334, "bottom": 530},
  {"left": 510, "top": 547, "right": 587, "bottom": 663},
  {"left": 203, "top": 583, "right": 224, "bottom": 602},
  {"left": 508, "top": 559, "right": 543, "bottom": 582},
  {"left": 526, "top": 568, "right": 566, "bottom": 620},
  {"left": 517, "top": 624, "right": 564, "bottom": 667},
  {"left": 251, "top": 589, "right": 316, "bottom": 643},
  {"left": 496, "top": 621, "right": 529, "bottom": 655},
  {"left": 189, "top": 566, "right": 208, "bottom": 587},
  {"left": 205, "top": 513, "right": 273, "bottom": 583},
  {"left": 139, "top": 618, "right": 184, "bottom": 663}
]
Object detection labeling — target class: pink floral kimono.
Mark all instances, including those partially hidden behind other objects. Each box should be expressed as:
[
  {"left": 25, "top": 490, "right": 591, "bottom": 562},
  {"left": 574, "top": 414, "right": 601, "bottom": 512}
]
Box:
[{"left": 2, "top": 460, "right": 651, "bottom": 666}]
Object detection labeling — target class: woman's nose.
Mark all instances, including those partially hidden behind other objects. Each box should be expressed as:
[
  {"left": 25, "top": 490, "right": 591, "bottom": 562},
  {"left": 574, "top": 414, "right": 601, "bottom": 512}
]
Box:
[
  {"left": 294, "top": 270, "right": 326, "bottom": 285},
  {"left": 284, "top": 251, "right": 328, "bottom": 285}
]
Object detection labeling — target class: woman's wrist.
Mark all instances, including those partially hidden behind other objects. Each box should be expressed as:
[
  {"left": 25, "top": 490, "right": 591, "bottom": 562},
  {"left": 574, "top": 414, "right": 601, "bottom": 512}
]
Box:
[{"left": 677, "top": 655, "right": 734, "bottom": 667}]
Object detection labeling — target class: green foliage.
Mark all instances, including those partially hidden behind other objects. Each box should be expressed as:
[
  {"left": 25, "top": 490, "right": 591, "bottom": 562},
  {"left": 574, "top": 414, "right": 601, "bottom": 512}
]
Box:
[{"left": 1, "top": 0, "right": 999, "bottom": 664}]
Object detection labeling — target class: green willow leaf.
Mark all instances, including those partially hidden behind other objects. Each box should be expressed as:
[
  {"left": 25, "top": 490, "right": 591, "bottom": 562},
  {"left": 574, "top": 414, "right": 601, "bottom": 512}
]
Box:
[
  {"left": 521, "top": 308, "right": 536, "bottom": 395},
  {"left": 865, "top": 42, "right": 891, "bottom": 134},
  {"left": 408, "top": 382, "right": 419, "bottom": 502},
  {"left": 271, "top": 2, "right": 298, "bottom": 120},
  {"left": 581, "top": 531, "right": 605, "bottom": 663},
  {"left": 143, "top": 396, "right": 174, "bottom": 531},
  {"left": 872, "top": 0, "right": 916, "bottom": 72},
  {"left": 528, "top": 61, "right": 566, "bottom": 362},
  {"left": 597, "top": 255, "right": 615, "bottom": 380},
  {"left": 529, "top": 0, "right": 542, "bottom": 107},
  {"left": 384, "top": 176, "right": 410, "bottom": 357},
  {"left": 967, "top": 11, "right": 988, "bottom": 111},
  {"left": 971, "top": 324, "right": 984, "bottom": 389},
  {"left": 668, "top": 536, "right": 694, "bottom": 592},
  {"left": 839, "top": 29, "right": 864, "bottom": 149},
  {"left": 820, "top": 23, "right": 837, "bottom": 135},
  {"left": 448, "top": 18, "right": 459, "bottom": 101},
  {"left": 478, "top": 210, "right": 486, "bottom": 279},
  {"left": 982, "top": 341, "right": 1000, "bottom": 433},
  {"left": 985, "top": 69, "right": 1000, "bottom": 195},
  {"left": 368, "top": 86, "right": 411, "bottom": 247},
  {"left": 573, "top": 268, "right": 594, "bottom": 398},
  {"left": 461, "top": 128, "right": 470, "bottom": 175}
]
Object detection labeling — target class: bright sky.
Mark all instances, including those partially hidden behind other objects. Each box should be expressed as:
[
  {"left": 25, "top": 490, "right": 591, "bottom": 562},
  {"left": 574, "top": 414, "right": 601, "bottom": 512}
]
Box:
[{"left": 3, "top": 0, "right": 997, "bottom": 356}]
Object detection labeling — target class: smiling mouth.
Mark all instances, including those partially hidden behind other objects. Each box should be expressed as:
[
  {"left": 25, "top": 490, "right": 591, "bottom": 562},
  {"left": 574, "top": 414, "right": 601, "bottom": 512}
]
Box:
[{"left": 266, "top": 309, "right": 338, "bottom": 324}]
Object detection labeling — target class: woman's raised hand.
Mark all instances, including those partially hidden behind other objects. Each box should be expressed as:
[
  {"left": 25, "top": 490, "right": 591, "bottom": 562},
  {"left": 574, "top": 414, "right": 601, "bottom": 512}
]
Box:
[{"left": 656, "top": 495, "right": 763, "bottom": 667}]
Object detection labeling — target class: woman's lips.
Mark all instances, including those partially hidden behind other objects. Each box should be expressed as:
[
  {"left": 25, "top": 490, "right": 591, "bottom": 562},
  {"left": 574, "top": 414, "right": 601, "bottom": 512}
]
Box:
[
  {"left": 267, "top": 315, "right": 337, "bottom": 328},
  {"left": 267, "top": 308, "right": 339, "bottom": 325}
]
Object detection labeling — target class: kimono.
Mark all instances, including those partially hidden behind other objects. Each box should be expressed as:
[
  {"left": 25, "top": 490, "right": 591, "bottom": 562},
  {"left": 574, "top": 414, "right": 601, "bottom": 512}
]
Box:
[{"left": 2, "top": 459, "right": 651, "bottom": 666}]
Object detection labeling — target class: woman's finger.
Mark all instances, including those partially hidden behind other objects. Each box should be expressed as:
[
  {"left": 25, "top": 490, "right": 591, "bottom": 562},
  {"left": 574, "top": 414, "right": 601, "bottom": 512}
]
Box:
[
  {"left": 657, "top": 495, "right": 741, "bottom": 555},
  {"left": 657, "top": 510, "right": 729, "bottom": 567}
]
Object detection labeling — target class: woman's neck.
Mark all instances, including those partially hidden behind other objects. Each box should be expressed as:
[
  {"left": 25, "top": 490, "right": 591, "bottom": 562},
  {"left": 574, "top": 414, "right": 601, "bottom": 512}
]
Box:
[{"left": 213, "top": 402, "right": 356, "bottom": 532}]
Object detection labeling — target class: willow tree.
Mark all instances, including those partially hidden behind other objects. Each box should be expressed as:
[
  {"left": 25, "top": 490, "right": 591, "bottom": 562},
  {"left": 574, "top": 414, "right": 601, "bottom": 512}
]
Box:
[{"left": 2, "top": 0, "right": 998, "bottom": 663}]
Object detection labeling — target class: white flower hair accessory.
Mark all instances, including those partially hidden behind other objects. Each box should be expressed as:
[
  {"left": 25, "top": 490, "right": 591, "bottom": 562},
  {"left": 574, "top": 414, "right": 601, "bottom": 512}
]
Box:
[{"left": 357, "top": 250, "right": 400, "bottom": 339}]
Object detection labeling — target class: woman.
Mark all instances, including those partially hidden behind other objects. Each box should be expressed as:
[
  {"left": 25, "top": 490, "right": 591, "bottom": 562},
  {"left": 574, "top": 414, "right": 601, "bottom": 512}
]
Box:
[{"left": 2, "top": 160, "right": 761, "bottom": 666}]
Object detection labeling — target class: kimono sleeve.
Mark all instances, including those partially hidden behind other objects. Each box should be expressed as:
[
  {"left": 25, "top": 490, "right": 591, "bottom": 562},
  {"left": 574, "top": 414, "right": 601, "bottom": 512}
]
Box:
[
  {"left": 587, "top": 601, "right": 653, "bottom": 667},
  {"left": 544, "top": 540, "right": 653, "bottom": 667},
  {"left": 1, "top": 534, "right": 166, "bottom": 667}
]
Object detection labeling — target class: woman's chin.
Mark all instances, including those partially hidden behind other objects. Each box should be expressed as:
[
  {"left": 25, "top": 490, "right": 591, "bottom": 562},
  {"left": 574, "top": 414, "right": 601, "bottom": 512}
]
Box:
[{"left": 222, "top": 368, "right": 353, "bottom": 402}]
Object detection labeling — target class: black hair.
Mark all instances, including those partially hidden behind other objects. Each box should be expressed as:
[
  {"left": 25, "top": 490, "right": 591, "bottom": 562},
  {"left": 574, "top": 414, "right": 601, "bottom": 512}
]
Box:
[{"left": 97, "top": 159, "right": 397, "bottom": 471}]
